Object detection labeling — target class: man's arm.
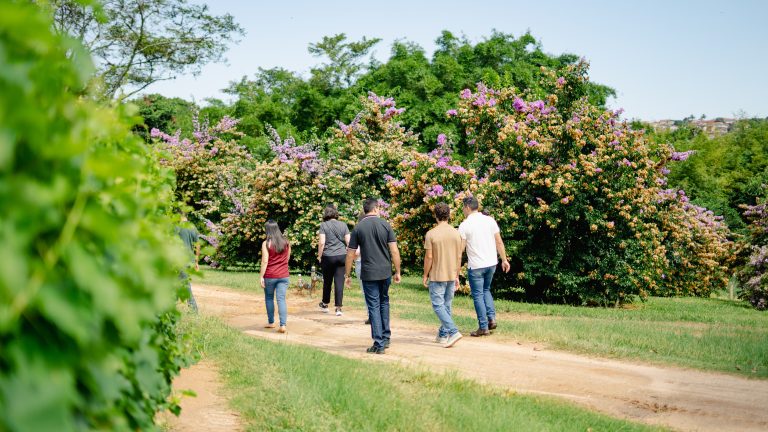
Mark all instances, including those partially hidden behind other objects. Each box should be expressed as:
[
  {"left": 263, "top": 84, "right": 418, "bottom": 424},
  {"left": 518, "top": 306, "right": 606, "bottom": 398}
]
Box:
[
  {"left": 389, "top": 242, "right": 402, "bottom": 283},
  {"left": 344, "top": 248, "right": 357, "bottom": 287},
  {"left": 423, "top": 249, "right": 433, "bottom": 287},
  {"left": 195, "top": 242, "right": 201, "bottom": 271},
  {"left": 494, "top": 232, "right": 511, "bottom": 272}
]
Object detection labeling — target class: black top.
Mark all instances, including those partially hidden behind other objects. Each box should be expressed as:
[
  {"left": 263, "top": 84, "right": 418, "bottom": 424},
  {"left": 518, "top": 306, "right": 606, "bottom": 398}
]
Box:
[
  {"left": 319, "top": 219, "right": 350, "bottom": 256},
  {"left": 348, "top": 216, "right": 397, "bottom": 281},
  {"left": 176, "top": 225, "right": 199, "bottom": 263}
]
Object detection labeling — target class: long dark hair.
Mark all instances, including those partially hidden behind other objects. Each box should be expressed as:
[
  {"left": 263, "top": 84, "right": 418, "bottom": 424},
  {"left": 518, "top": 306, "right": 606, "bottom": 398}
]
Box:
[{"left": 265, "top": 220, "right": 288, "bottom": 253}]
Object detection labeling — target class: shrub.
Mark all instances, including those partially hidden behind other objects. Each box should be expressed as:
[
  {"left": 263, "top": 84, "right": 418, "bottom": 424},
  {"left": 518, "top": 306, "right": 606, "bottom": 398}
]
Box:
[
  {"left": 0, "top": 3, "right": 189, "bottom": 430},
  {"left": 738, "top": 190, "right": 768, "bottom": 309},
  {"left": 449, "top": 62, "right": 732, "bottom": 304}
]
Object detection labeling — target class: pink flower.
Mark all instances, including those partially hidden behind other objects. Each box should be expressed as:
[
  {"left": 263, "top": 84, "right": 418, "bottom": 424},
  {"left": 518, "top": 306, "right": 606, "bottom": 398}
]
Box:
[
  {"left": 446, "top": 109, "right": 458, "bottom": 116},
  {"left": 437, "top": 134, "right": 447, "bottom": 146},
  {"left": 460, "top": 89, "right": 472, "bottom": 99}
]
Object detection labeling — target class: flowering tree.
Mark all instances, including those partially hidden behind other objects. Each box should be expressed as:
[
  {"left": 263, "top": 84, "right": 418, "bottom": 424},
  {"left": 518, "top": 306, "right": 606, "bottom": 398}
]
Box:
[
  {"left": 738, "top": 189, "right": 768, "bottom": 309},
  {"left": 446, "top": 62, "right": 733, "bottom": 304}
]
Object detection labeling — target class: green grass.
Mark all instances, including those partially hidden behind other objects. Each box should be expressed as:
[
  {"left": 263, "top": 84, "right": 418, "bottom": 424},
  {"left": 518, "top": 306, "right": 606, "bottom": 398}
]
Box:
[
  {"left": 194, "top": 268, "right": 768, "bottom": 378},
  {"left": 180, "top": 313, "right": 664, "bottom": 432}
]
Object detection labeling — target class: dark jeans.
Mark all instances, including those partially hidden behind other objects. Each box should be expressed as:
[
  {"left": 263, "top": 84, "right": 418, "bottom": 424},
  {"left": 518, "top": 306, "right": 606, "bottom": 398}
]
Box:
[
  {"left": 467, "top": 265, "right": 497, "bottom": 330},
  {"left": 321, "top": 254, "right": 346, "bottom": 307},
  {"left": 362, "top": 278, "right": 392, "bottom": 349}
]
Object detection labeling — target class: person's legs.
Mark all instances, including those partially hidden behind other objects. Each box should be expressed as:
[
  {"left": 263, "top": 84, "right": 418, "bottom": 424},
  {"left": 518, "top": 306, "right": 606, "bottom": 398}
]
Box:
[
  {"left": 320, "top": 255, "right": 334, "bottom": 306},
  {"left": 332, "top": 255, "right": 345, "bottom": 308},
  {"left": 467, "top": 268, "right": 489, "bottom": 330},
  {"left": 275, "top": 277, "right": 289, "bottom": 327},
  {"left": 179, "top": 270, "right": 198, "bottom": 312},
  {"left": 379, "top": 278, "right": 392, "bottom": 344},
  {"left": 362, "top": 279, "right": 385, "bottom": 349},
  {"left": 483, "top": 266, "right": 497, "bottom": 322},
  {"left": 264, "top": 278, "right": 276, "bottom": 324},
  {"left": 429, "top": 281, "right": 458, "bottom": 337}
]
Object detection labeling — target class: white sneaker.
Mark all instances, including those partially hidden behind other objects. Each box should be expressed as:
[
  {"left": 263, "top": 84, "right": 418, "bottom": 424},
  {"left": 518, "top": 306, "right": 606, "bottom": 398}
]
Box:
[
  {"left": 335, "top": 308, "right": 343, "bottom": 316},
  {"left": 434, "top": 335, "right": 448, "bottom": 344},
  {"left": 445, "top": 332, "right": 463, "bottom": 348},
  {"left": 319, "top": 302, "right": 329, "bottom": 313}
]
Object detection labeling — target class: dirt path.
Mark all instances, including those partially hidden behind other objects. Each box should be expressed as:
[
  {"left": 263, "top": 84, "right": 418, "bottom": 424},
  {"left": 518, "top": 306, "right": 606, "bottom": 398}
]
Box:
[
  {"left": 192, "top": 283, "right": 768, "bottom": 432},
  {"left": 161, "top": 360, "right": 243, "bottom": 432}
]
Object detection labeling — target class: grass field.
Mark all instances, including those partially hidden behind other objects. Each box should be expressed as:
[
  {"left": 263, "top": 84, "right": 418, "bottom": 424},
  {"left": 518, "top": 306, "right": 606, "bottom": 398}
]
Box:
[
  {"left": 193, "top": 268, "right": 768, "bottom": 378},
  {"left": 180, "top": 313, "right": 665, "bottom": 432}
]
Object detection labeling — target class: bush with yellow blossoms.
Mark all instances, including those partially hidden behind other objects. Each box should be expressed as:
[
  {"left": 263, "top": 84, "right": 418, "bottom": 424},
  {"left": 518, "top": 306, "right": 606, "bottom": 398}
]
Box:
[{"left": 447, "top": 62, "right": 733, "bottom": 304}]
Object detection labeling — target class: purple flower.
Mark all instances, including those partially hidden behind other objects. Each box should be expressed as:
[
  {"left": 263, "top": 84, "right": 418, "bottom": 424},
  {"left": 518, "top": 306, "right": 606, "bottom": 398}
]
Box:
[
  {"left": 671, "top": 150, "right": 695, "bottom": 161},
  {"left": 527, "top": 140, "right": 539, "bottom": 147},
  {"left": 426, "top": 184, "right": 446, "bottom": 197},
  {"left": 530, "top": 100, "right": 545, "bottom": 111},
  {"left": 561, "top": 197, "right": 570, "bottom": 204},
  {"left": 513, "top": 97, "right": 528, "bottom": 112},
  {"left": 468, "top": 139, "right": 476, "bottom": 145},
  {"left": 556, "top": 77, "right": 566, "bottom": 86},
  {"left": 460, "top": 89, "right": 472, "bottom": 99},
  {"left": 661, "top": 167, "right": 671, "bottom": 175},
  {"left": 519, "top": 171, "right": 528, "bottom": 179},
  {"left": 209, "top": 147, "right": 219, "bottom": 156},
  {"left": 437, "top": 134, "right": 447, "bottom": 146},
  {"left": 595, "top": 167, "right": 603, "bottom": 173},
  {"left": 446, "top": 109, "right": 458, "bottom": 116}
]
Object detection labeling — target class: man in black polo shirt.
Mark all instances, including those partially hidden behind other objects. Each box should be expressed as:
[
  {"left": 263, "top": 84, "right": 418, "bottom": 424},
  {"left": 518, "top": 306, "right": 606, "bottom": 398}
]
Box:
[{"left": 345, "top": 198, "right": 402, "bottom": 354}]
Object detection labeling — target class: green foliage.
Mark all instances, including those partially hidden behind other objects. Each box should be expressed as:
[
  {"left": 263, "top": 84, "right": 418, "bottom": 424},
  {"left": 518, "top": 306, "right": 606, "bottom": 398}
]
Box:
[
  {"left": 210, "top": 31, "right": 615, "bottom": 157},
  {"left": 0, "top": 2, "right": 189, "bottom": 430},
  {"left": 132, "top": 93, "right": 195, "bottom": 141},
  {"left": 665, "top": 119, "right": 768, "bottom": 232}
]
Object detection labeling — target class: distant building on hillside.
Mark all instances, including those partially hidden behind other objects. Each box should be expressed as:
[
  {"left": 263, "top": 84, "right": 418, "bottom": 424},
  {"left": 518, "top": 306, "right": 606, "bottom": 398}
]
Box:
[{"left": 649, "top": 117, "right": 737, "bottom": 138}]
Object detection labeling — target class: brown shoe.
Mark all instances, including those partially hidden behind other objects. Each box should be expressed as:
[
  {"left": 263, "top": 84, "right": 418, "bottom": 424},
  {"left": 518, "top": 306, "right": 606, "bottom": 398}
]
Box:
[
  {"left": 470, "top": 328, "right": 490, "bottom": 337},
  {"left": 488, "top": 319, "right": 497, "bottom": 330}
]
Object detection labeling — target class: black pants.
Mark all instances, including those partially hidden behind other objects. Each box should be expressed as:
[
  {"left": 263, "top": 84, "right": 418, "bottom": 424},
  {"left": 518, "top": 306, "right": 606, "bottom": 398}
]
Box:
[{"left": 321, "top": 254, "right": 346, "bottom": 307}]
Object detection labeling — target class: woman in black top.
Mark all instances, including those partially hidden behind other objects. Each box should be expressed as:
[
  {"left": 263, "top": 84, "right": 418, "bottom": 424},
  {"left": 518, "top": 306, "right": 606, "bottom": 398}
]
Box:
[{"left": 317, "top": 205, "right": 350, "bottom": 315}]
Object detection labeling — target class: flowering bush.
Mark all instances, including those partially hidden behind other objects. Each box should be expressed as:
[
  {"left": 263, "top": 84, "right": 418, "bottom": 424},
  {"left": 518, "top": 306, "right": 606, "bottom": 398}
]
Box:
[
  {"left": 212, "top": 93, "right": 415, "bottom": 268},
  {"left": 152, "top": 114, "right": 255, "bottom": 223},
  {"left": 738, "top": 190, "right": 768, "bottom": 309},
  {"left": 387, "top": 135, "right": 475, "bottom": 265},
  {"left": 447, "top": 62, "right": 733, "bottom": 304}
]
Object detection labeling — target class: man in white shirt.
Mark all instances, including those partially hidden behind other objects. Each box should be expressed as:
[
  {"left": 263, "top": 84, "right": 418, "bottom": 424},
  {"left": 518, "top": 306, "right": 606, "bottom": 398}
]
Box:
[{"left": 458, "top": 196, "right": 510, "bottom": 336}]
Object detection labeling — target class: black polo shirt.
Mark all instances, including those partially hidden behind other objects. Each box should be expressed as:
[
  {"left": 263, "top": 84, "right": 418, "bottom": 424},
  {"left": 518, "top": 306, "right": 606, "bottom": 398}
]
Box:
[{"left": 348, "top": 216, "right": 397, "bottom": 281}]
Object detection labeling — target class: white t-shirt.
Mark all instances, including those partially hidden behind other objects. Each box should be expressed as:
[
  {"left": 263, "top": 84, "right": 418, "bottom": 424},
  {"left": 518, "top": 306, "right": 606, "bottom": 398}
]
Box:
[{"left": 458, "top": 212, "right": 500, "bottom": 269}]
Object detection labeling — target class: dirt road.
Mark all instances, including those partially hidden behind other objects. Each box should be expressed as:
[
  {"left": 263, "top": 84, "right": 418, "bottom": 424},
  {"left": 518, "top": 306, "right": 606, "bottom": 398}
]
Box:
[{"left": 186, "top": 283, "right": 768, "bottom": 432}]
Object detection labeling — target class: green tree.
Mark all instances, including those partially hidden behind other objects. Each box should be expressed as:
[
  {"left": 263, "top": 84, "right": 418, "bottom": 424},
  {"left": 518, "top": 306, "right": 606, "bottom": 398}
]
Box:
[{"left": 47, "top": 0, "right": 244, "bottom": 100}]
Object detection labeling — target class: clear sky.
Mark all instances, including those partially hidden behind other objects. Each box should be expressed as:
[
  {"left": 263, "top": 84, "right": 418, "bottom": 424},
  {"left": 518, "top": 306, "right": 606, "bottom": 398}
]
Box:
[{"left": 147, "top": 0, "right": 768, "bottom": 121}]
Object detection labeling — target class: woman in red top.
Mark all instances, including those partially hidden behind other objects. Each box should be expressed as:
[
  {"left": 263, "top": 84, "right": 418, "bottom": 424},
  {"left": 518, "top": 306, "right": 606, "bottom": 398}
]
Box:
[{"left": 259, "top": 220, "right": 291, "bottom": 333}]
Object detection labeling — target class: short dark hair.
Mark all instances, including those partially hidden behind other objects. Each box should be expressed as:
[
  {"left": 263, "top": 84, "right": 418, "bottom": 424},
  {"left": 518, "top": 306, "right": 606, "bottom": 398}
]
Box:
[
  {"left": 433, "top": 202, "right": 450, "bottom": 221},
  {"left": 323, "top": 205, "right": 339, "bottom": 221},
  {"left": 363, "top": 198, "right": 379, "bottom": 214},
  {"left": 462, "top": 196, "right": 479, "bottom": 211}
]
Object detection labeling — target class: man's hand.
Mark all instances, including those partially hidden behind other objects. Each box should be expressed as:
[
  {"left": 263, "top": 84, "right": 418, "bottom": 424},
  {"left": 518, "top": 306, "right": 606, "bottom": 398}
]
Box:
[
  {"left": 195, "top": 263, "right": 200, "bottom": 272},
  {"left": 454, "top": 275, "right": 460, "bottom": 292},
  {"left": 345, "top": 275, "right": 351, "bottom": 288},
  {"left": 260, "top": 277, "right": 266, "bottom": 288},
  {"left": 393, "top": 272, "right": 402, "bottom": 284},
  {"left": 317, "top": 255, "right": 322, "bottom": 263},
  {"left": 422, "top": 275, "right": 429, "bottom": 287},
  {"left": 501, "top": 259, "right": 511, "bottom": 273}
]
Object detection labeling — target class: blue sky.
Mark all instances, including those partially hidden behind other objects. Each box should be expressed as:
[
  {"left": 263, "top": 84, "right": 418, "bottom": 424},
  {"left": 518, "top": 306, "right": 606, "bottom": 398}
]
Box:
[{"left": 148, "top": 0, "right": 768, "bottom": 120}]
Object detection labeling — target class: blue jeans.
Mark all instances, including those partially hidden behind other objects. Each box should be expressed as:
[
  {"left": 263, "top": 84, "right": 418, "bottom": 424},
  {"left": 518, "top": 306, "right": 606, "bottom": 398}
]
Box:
[
  {"left": 467, "top": 265, "right": 497, "bottom": 330},
  {"left": 179, "top": 270, "right": 198, "bottom": 312},
  {"left": 362, "top": 278, "right": 391, "bottom": 349},
  {"left": 429, "top": 281, "right": 458, "bottom": 337},
  {"left": 264, "top": 277, "right": 289, "bottom": 326},
  {"left": 355, "top": 260, "right": 370, "bottom": 320}
]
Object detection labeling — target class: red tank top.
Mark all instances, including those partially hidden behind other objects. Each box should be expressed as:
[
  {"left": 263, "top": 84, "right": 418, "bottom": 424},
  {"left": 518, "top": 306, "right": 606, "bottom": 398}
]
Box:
[{"left": 264, "top": 242, "right": 290, "bottom": 279}]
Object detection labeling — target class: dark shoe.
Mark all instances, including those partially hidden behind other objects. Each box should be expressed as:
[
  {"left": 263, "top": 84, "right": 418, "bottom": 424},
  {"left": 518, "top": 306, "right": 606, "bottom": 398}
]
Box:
[
  {"left": 383, "top": 339, "right": 391, "bottom": 349},
  {"left": 470, "top": 328, "right": 490, "bottom": 337},
  {"left": 488, "top": 319, "right": 498, "bottom": 330},
  {"left": 318, "top": 302, "right": 329, "bottom": 313},
  {"left": 364, "top": 318, "right": 371, "bottom": 325},
  {"left": 366, "top": 346, "right": 385, "bottom": 354}
]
